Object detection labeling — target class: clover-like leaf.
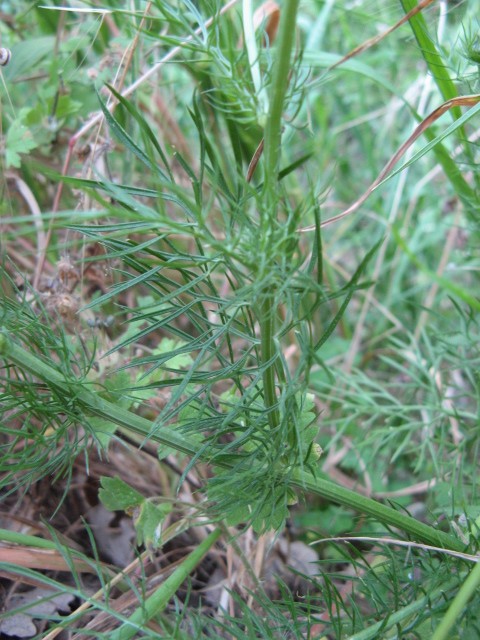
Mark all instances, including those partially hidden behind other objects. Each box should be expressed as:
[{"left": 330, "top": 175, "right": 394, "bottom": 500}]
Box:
[
  {"left": 5, "top": 119, "right": 37, "bottom": 168},
  {"left": 99, "top": 477, "right": 171, "bottom": 550},
  {"left": 133, "top": 499, "right": 172, "bottom": 549},
  {"left": 99, "top": 476, "right": 144, "bottom": 512}
]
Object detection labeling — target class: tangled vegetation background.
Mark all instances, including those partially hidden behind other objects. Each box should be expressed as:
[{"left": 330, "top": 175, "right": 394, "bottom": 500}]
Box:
[{"left": 0, "top": 0, "right": 479, "bottom": 638}]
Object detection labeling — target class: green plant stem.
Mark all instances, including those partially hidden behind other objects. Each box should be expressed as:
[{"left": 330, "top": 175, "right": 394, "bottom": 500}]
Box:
[
  {"left": 431, "top": 561, "right": 480, "bottom": 640},
  {"left": 0, "top": 331, "right": 465, "bottom": 552},
  {"left": 263, "top": 0, "right": 300, "bottom": 191},
  {"left": 109, "top": 528, "right": 222, "bottom": 640},
  {"left": 257, "top": 0, "right": 300, "bottom": 431},
  {"left": 260, "top": 292, "right": 280, "bottom": 430},
  {"left": 0, "top": 331, "right": 199, "bottom": 458},
  {"left": 293, "top": 469, "right": 465, "bottom": 552}
]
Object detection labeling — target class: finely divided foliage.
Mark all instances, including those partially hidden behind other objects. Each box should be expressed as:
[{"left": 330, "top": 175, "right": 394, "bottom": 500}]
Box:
[{"left": 0, "top": 0, "right": 479, "bottom": 637}]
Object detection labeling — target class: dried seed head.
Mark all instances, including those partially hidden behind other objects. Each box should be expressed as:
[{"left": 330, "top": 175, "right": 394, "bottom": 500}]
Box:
[
  {"left": 57, "top": 256, "right": 79, "bottom": 284},
  {"left": 56, "top": 293, "right": 79, "bottom": 321}
]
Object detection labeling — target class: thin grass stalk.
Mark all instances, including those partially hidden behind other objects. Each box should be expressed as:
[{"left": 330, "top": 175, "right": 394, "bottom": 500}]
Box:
[
  {"left": 399, "top": 0, "right": 460, "bottom": 111},
  {"left": 243, "top": 0, "right": 268, "bottom": 117}
]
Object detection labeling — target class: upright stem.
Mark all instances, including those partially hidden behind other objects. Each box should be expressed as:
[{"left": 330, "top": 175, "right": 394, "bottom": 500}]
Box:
[
  {"left": 260, "top": 292, "right": 280, "bottom": 429},
  {"left": 262, "top": 0, "right": 300, "bottom": 194},
  {"left": 258, "top": 0, "right": 300, "bottom": 430}
]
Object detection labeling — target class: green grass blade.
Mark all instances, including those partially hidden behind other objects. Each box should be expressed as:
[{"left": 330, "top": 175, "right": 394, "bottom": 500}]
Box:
[
  {"left": 377, "top": 100, "right": 480, "bottom": 188},
  {"left": 95, "top": 87, "right": 169, "bottom": 179},
  {"left": 393, "top": 227, "right": 480, "bottom": 312},
  {"left": 399, "top": 0, "right": 460, "bottom": 113}
]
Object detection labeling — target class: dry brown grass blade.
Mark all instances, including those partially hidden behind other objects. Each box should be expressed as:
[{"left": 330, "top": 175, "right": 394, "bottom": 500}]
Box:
[
  {"left": 41, "top": 552, "right": 150, "bottom": 640},
  {"left": 328, "top": 0, "right": 436, "bottom": 72},
  {"left": 311, "top": 537, "right": 479, "bottom": 564},
  {"left": 246, "top": 138, "right": 265, "bottom": 182},
  {"left": 0, "top": 546, "right": 96, "bottom": 574},
  {"left": 298, "top": 94, "right": 480, "bottom": 232}
]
